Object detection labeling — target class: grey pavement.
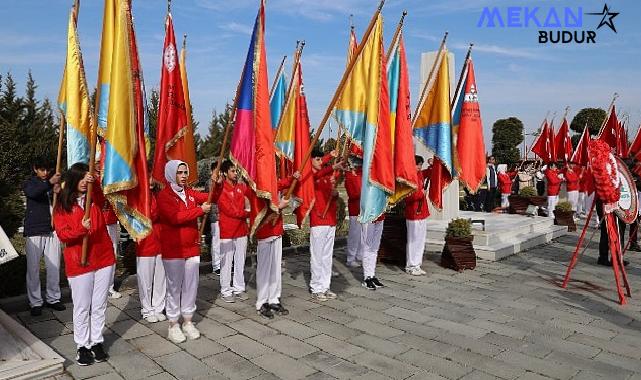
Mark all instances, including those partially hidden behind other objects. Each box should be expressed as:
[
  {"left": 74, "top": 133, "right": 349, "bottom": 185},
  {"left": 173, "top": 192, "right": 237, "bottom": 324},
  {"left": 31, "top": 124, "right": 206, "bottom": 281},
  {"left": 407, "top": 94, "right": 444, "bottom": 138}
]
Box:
[{"left": 11, "top": 231, "right": 641, "bottom": 379}]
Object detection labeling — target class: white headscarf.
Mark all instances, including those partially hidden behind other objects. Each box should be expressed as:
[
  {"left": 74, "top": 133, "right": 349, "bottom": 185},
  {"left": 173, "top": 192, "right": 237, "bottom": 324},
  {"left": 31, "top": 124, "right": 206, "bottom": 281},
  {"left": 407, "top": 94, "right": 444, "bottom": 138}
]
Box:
[
  {"left": 165, "top": 160, "right": 188, "bottom": 204},
  {"left": 497, "top": 164, "right": 507, "bottom": 174}
]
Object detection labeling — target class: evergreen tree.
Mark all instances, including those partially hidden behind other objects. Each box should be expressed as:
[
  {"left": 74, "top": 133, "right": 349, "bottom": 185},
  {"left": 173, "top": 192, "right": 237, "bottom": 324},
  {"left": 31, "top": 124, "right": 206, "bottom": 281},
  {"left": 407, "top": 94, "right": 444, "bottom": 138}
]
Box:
[
  {"left": 147, "top": 88, "right": 159, "bottom": 160},
  {"left": 0, "top": 73, "right": 23, "bottom": 125},
  {"left": 200, "top": 104, "right": 232, "bottom": 160},
  {"left": 491, "top": 117, "right": 523, "bottom": 165}
]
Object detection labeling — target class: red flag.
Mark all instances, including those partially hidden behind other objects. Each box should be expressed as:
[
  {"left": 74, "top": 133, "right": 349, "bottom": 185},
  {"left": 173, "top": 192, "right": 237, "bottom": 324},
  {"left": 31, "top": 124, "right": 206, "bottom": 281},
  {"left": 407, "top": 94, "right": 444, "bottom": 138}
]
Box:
[
  {"left": 152, "top": 14, "right": 197, "bottom": 185},
  {"left": 292, "top": 67, "right": 315, "bottom": 226},
  {"left": 597, "top": 105, "right": 618, "bottom": 151},
  {"left": 531, "top": 120, "right": 552, "bottom": 163},
  {"left": 548, "top": 120, "right": 557, "bottom": 162},
  {"left": 571, "top": 124, "right": 591, "bottom": 166},
  {"left": 554, "top": 118, "right": 573, "bottom": 161},
  {"left": 628, "top": 124, "right": 641, "bottom": 159},
  {"left": 453, "top": 58, "right": 486, "bottom": 193},
  {"left": 617, "top": 120, "right": 628, "bottom": 158}
]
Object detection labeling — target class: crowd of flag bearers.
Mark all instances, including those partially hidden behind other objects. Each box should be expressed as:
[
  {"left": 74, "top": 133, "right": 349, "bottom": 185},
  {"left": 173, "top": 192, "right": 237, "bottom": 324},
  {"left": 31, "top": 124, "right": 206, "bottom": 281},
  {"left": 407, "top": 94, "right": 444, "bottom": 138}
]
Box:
[{"left": 46, "top": 0, "right": 493, "bottom": 367}]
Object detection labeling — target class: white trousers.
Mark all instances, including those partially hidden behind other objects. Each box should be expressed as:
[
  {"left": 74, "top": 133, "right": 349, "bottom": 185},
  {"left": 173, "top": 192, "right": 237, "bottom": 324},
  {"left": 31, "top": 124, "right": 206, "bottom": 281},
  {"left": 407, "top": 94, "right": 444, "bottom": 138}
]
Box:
[
  {"left": 68, "top": 265, "right": 114, "bottom": 349},
  {"left": 567, "top": 190, "right": 579, "bottom": 212},
  {"left": 585, "top": 192, "right": 595, "bottom": 214},
  {"left": 136, "top": 255, "right": 166, "bottom": 318},
  {"left": 106, "top": 223, "right": 119, "bottom": 291},
  {"left": 163, "top": 257, "right": 200, "bottom": 322},
  {"left": 547, "top": 196, "right": 558, "bottom": 218},
  {"left": 25, "top": 233, "right": 61, "bottom": 307},
  {"left": 256, "top": 236, "right": 282, "bottom": 309},
  {"left": 500, "top": 194, "right": 510, "bottom": 208},
  {"left": 577, "top": 192, "right": 585, "bottom": 214},
  {"left": 309, "top": 226, "right": 335, "bottom": 294},
  {"left": 210, "top": 222, "right": 221, "bottom": 271},
  {"left": 406, "top": 219, "right": 427, "bottom": 269},
  {"left": 346, "top": 217, "right": 362, "bottom": 264},
  {"left": 220, "top": 237, "right": 247, "bottom": 297},
  {"left": 362, "top": 221, "right": 384, "bottom": 279}
]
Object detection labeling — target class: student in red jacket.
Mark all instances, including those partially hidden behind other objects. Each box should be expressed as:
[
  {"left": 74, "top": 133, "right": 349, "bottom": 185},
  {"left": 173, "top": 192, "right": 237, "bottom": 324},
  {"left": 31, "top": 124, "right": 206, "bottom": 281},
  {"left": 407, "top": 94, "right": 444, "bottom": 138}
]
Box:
[
  {"left": 344, "top": 160, "right": 363, "bottom": 268},
  {"left": 497, "top": 164, "right": 512, "bottom": 209},
  {"left": 136, "top": 185, "right": 166, "bottom": 323},
  {"left": 309, "top": 149, "right": 343, "bottom": 301},
  {"left": 564, "top": 164, "right": 580, "bottom": 213},
  {"left": 253, "top": 172, "right": 298, "bottom": 319},
  {"left": 545, "top": 163, "right": 564, "bottom": 217},
  {"left": 404, "top": 155, "right": 431, "bottom": 276},
  {"left": 217, "top": 160, "right": 251, "bottom": 303},
  {"left": 158, "top": 160, "right": 212, "bottom": 344},
  {"left": 53, "top": 163, "right": 116, "bottom": 366}
]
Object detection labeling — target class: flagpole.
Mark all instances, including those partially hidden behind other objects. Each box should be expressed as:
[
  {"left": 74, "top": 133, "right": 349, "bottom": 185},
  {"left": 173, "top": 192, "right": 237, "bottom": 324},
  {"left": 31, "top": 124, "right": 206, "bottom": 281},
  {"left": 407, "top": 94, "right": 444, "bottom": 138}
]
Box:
[
  {"left": 81, "top": 115, "right": 97, "bottom": 267},
  {"left": 284, "top": 0, "right": 387, "bottom": 200},
  {"left": 385, "top": 11, "right": 407, "bottom": 65},
  {"left": 411, "top": 31, "right": 448, "bottom": 126},
  {"left": 596, "top": 92, "right": 619, "bottom": 139},
  {"left": 450, "top": 44, "right": 473, "bottom": 111},
  {"left": 525, "top": 111, "right": 550, "bottom": 161},
  {"left": 51, "top": 110, "right": 66, "bottom": 225},
  {"left": 269, "top": 54, "right": 288, "bottom": 101},
  {"left": 274, "top": 41, "right": 304, "bottom": 140}
]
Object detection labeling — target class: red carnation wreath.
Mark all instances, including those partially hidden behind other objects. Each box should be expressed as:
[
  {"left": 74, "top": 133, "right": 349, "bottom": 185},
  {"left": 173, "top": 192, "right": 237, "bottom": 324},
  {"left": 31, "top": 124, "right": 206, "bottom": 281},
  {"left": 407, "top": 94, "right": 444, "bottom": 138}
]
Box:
[{"left": 588, "top": 140, "right": 620, "bottom": 204}]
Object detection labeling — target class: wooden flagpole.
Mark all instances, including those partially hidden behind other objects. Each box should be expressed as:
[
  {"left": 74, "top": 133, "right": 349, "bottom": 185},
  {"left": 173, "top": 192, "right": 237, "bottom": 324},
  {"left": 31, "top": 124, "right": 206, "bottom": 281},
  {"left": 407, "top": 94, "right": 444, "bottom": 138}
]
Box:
[
  {"left": 269, "top": 54, "right": 288, "bottom": 101},
  {"left": 284, "top": 0, "right": 387, "bottom": 200},
  {"left": 411, "top": 31, "right": 448, "bottom": 127},
  {"left": 450, "top": 44, "right": 473, "bottom": 111},
  {"left": 385, "top": 11, "right": 407, "bottom": 65}
]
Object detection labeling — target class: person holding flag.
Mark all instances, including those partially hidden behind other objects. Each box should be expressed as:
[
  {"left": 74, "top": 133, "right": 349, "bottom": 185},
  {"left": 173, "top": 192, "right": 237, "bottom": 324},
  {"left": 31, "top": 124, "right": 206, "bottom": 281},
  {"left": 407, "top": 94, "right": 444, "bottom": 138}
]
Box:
[
  {"left": 564, "top": 164, "right": 580, "bottom": 213},
  {"left": 344, "top": 160, "right": 363, "bottom": 268},
  {"left": 545, "top": 162, "right": 564, "bottom": 217},
  {"left": 403, "top": 156, "right": 431, "bottom": 276}
]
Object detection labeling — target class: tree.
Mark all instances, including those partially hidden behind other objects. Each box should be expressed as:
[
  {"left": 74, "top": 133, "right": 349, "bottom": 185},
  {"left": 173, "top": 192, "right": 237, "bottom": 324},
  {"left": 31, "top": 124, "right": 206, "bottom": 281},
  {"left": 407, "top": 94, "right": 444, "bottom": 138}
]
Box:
[
  {"left": 570, "top": 107, "right": 606, "bottom": 137},
  {"left": 199, "top": 104, "right": 233, "bottom": 160},
  {"left": 146, "top": 88, "right": 159, "bottom": 161},
  {"left": 491, "top": 117, "right": 523, "bottom": 165}
]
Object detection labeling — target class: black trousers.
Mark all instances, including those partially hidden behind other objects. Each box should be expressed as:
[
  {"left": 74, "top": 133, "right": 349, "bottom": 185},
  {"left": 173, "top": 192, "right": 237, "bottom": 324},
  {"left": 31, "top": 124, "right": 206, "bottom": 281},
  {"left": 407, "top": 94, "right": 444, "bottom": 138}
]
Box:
[
  {"left": 484, "top": 187, "right": 498, "bottom": 212},
  {"left": 596, "top": 200, "right": 626, "bottom": 261}
]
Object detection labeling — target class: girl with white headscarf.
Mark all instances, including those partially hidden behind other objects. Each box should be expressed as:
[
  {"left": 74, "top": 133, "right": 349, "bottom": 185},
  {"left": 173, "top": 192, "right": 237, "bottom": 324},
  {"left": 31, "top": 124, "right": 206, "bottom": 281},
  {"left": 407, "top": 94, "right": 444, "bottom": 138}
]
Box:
[
  {"left": 157, "top": 160, "right": 218, "bottom": 343},
  {"left": 497, "top": 164, "right": 512, "bottom": 209}
]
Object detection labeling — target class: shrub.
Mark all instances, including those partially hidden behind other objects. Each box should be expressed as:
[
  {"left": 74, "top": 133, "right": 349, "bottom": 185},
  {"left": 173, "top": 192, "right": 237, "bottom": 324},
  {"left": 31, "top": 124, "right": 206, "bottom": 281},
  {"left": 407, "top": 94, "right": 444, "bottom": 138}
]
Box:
[
  {"left": 555, "top": 201, "right": 573, "bottom": 212},
  {"left": 445, "top": 218, "right": 472, "bottom": 239},
  {"left": 519, "top": 186, "right": 537, "bottom": 197}
]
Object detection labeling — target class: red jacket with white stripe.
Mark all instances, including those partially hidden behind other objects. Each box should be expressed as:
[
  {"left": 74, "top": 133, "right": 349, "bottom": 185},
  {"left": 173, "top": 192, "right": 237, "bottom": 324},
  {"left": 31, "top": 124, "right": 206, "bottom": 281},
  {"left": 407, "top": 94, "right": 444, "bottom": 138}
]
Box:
[
  {"left": 405, "top": 168, "right": 431, "bottom": 221},
  {"left": 545, "top": 168, "right": 563, "bottom": 196},
  {"left": 310, "top": 163, "right": 338, "bottom": 227},
  {"left": 218, "top": 181, "right": 250, "bottom": 239},
  {"left": 564, "top": 169, "right": 580, "bottom": 192},
  {"left": 136, "top": 194, "right": 161, "bottom": 257},
  {"left": 54, "top": 203, "right": 116, "bottom": 277},
  {"left": 157, "top": 187, "right": 210, "bottom": 259},
  {"left": 255, "top": 177, "right": 293, "bottom": 240}
]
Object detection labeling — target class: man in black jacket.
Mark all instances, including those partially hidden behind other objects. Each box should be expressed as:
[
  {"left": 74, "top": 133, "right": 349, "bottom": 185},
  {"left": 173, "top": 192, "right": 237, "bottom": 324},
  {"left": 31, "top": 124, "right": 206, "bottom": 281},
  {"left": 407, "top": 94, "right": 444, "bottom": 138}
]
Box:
[{"left": 22, "top": 159, "right": 66, "bottom": 316}]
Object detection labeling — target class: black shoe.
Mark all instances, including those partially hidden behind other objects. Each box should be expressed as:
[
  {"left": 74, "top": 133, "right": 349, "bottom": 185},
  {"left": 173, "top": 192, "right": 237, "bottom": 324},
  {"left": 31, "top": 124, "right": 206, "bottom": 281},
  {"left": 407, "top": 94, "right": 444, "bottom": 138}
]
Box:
[
  {"left": 257, "top": 304, "right": 274, "bottom": 320},
  {"left": 371, "top": 277, "right": 385, "bottom": 288},
  {"left": 91, "top": 343, "right": 108, "bottom": 362},
  {"left": 30, "top": 306, "right": 42, "bottom": 317},
  {"left": 76, "top": 347, "right": 95, "bottom": 366},
  {"left": 214, "top": 268, "right": 220, "bottom": 276},
  {"left": 597, "top": 257, "right": 612, "bottom": 267},
  {"left": 45, "top": 302, "right": 66, "bottom": 311},
  {"left": 623, "top": 259, "right": 630, "bottom": 267},
  {"left": 362, "top": 277, "right": 376, "bottom": 290},
  {"left": 630, "top": 244, "right": 641, "bottom": 252},
  {"left": 269, "top": 303, "right": 289, "bottom": 316}
]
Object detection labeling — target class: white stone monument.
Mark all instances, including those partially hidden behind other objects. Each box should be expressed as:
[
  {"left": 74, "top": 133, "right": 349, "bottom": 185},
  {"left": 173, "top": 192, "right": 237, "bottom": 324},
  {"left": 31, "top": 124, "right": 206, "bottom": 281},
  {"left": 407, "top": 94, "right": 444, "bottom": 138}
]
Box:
[{"left": 415, "top": 51, "right": 459, "bottom": 222}]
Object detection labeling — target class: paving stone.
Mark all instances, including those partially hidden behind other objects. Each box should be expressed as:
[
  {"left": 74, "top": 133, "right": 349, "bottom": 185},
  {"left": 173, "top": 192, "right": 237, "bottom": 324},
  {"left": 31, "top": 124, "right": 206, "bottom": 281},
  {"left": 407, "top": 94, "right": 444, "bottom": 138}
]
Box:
[
  {"left": 459, "top": 370, "right": 500, "bottom": 380},
  {"left": 494, "top": 350, "right": 579, "bottom": 380},
  {"left": 196, "top": 317, "right": 237, "bottom": 340},
  {"left": 468, "top": 318, "right": 529, "bottom": 340},
  {"left": 87, "top": 373, "right": 125, "bottom": 380},
  {"left": 154, "top": 350, "right": 219, "bottom": 380},
  {"left": 108, "top": 351, "right": 163, "bottom": 379},
  {"left": 388, "top": 334, "right": 458, "bottom": 358},
  {"left": 66, "top": 361, "right": 114, "bottom": 379},
  {"left": 102, "top": 329, "right": 137, "bottom": 355},
  {"left": 202, "top": 351, "right": 266, "bottom": 380},
  {"left": 227, "top": 318, "right": 277, "bottom": 340},
  {"left": 383, "top": 306, "right": 431, "bottom": 323},
  {"left": 427, "top": 318, "right": 489, "bottom": 339},
  {"left": 109, "top": 320, "right": 155, "bottom": 340},
  {"left": 130, "top": 334, "right": 181, "bottom": 357},
  {"left": 305, "top": 334, "right": 365, "bottom": 359},
  {"left": 344, "top": 306, "right": 395, "bottom": 324},
  {"left": 546, "top": 319, "right": 617, "bottom": 340},
  {"left": 300, "top": 351, "right": 369, "bottom": 379},
  {"left": 180, "top": 335, "right": 228, "bottom": 358},
  {"left": 26, "top": 319, "right": 70, "bottom": 339},
  {"left": 396, "top": 349, "right": 473, "bottom": 379},
  {"left": 479, "top": 332, "right": 552, "bottom": 359},
  {"left": 566, "top": 333, "right": 636, "bottom": 359},
  {"left": 350, "top": 351, "right": 422, "bottom": 380},
  {"left": 430, "top": 328, "right": 505, "bottom": 357},
  {"left": 345, "top": 319, "right": 403, "bottom": 339},
  {"left": 16, "top": 308, "right": 56, "bottom": 325},
  {"left": 305, "top": 319, "right": 361, "bottom": 340},
  {"left": 527, "top": 335, "right": 601, "bottom": 359},
  {"left": 261, "top": 334, "right": 319, "bottom": 358},
  {"left": 253, "top": 352, "right": 317, "bottom": 380},
  {"left": 200, "top": 305, "right": 243, "bottom": 322},
  {"left": 350, "top": 371, "right": 395, "bottom": 380},
  {"left": 387, "top": 318, "right": 440, "bottom": 340},
  {"left": 309, "top": 307, "right": 355, "bottom": 325},
  {"left": 146, "top": 373, "right": 179, "bottom": 380},
  {"left": 218, "top": 333, "right": 273, "bottom": 359},
  {"left": 349, "top": 333, "right": 410, "bottom": 357},
  {"left": 268, "top": 318, "right": 320, "bottom": 339}
]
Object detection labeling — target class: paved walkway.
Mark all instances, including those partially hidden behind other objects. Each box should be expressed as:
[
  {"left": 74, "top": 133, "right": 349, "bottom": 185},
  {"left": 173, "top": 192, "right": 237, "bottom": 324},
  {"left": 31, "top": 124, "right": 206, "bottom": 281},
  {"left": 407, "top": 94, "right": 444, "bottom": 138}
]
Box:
[{"left": 8, "top": 231, "right": 641, "bottom": 380}]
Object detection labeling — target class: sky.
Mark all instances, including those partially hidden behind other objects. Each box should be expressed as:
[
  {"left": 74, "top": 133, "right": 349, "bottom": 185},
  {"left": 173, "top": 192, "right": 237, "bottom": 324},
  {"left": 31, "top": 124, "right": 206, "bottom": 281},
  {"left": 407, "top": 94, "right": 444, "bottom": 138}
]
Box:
[{"left": 1, "top": 0, "right": 640, "bottom": 154}]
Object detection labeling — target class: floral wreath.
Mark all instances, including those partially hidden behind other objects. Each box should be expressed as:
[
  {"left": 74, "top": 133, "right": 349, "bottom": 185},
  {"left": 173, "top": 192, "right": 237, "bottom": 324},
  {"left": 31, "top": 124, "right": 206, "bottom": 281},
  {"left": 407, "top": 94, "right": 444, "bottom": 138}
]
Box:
[{"left": 588, "top": 139, "right": 620, "bottom": 204}]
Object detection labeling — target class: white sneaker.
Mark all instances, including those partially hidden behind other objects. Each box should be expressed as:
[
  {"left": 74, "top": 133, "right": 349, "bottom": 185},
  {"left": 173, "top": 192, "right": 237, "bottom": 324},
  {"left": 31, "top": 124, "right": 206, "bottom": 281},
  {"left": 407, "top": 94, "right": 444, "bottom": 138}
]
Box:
[
  {"left": 108, "top": 289, "right": 122, "bottom": 299},
  {"left": 144, "top": 314, "right": 159, "bottom": 323},
  {"left": 182, "top": 322, "right": 201, "bottom": 340},
  {"left": 155, "top": 313, "right": 167, "bottom": 322},
  {"left": 167, "top": 324, "right": 186, "bottom": 344},
  {"left": 406, "top": 267, "right": 423, "bottom": 276},
  {"left": 311, "top": 292, "right": 328, "bottom": 302},
  {"left": 324, "top": 290, "right": 337, "bottom": 300},
  {"left": 347, "top": 261, "right": 361, "bottom": 268},
  {"left": 416, "top": 267, "right": 427, "bottom": 275}
]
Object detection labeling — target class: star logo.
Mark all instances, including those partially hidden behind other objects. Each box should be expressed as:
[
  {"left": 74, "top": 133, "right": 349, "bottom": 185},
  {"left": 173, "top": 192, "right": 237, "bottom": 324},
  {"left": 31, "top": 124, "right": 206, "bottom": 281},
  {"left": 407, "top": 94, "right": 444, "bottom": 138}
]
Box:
[{"left": 586, "top": 3, "right": 619, "bottom": 33}]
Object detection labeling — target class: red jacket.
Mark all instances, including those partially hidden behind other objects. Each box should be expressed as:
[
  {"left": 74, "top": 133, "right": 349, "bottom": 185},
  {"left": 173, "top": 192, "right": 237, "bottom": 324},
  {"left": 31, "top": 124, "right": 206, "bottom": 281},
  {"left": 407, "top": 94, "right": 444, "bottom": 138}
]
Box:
[
  {"left": 92, "top": 176, "right": 118, "bottom": 225},
  {"left": 545, "top": 169, "right": 563, "bottom": 196},
  {"left": 54, "top": 203, "right": 116, "bottom": 277},
  {"left": 564, "top": 169, "right": 580, "bottom": 192},
  {"left": 344, "top": 168, "right": 362, "bottom": 217},
  {"left": 581, "top": 168, "right": 595, "bottom": 195},
  {"left": 405, "top": 168, "right": 430, "bottom": 221},
  {"left": 498, "top": 172, "right": 512, "bottom": 194},
  {"left": 137, "top": 194, "right": 161, "bottom": 257},
  {"left": 310, "top": 164, "right": 338, "bottom": 227},
  {"left": 218, "top": 181, "right": 250, "bottom": 239},
  {"left": 157, "top": 187, "right": 209, "bottom": 259},
  {"left": 255, "top": 177, "right": 293, "bottom": 240}
]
